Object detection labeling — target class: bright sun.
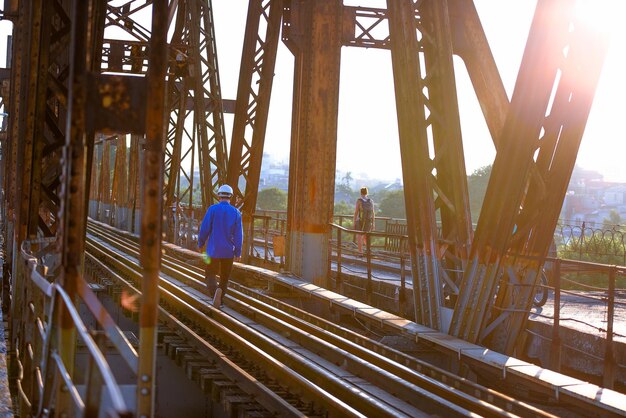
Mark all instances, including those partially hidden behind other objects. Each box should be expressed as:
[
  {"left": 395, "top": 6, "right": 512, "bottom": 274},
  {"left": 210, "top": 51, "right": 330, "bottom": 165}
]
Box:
[{"left": 575, "top": 0, "right": 625, "bottom": 33}]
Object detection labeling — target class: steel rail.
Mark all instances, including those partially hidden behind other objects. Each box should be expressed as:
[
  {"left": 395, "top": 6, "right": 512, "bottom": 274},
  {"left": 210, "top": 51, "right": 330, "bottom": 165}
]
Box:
[
  {"left": 85, "top": 222, "right": 538, "bottom": 417},
  {"left": 85, "top": 226, "right": 482, "bottom": 417},
  {"left": 86, "top": 234, "right": 427, "bottom": 417},
  {"left": 85, "top": 235, "right": 372, "bottom": 417},
  {"left": 84, "top": 251, "right": 309, "bottom": 418},
  {"left": 86, "top": 221, "right": 552, "bottom": 417}
]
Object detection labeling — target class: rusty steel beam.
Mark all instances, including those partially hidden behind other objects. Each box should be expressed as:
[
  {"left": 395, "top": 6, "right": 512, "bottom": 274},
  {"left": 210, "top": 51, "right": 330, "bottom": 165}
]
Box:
[
  {"left": 387, "top": 0, "right": 442, "bottom": 329},
  {"left": 419, "top": 0, "right": 473, "bottom": 310},
  {"left": 285, "top": 0, "right": 342, "bottom": 286},
  {"left": 57, "top": 0, "right": 90, "bottom": 389},
  {"left": 111, "top": 135, "right": 130, "bottom": 229},
  {"left": 162, "top": 0, "right": 228, "bottom": 218},
  {"left": 98, "top": 139, "right": 112, "bottom": 221},
  {"left": 99, "top": 0, "right": 229, "bottom": 234},
  {"left": 483, "top": 2, "right": 610, "bottom": 354},
  {"left": 136, "top": 1, "right": 168, "bottom": 415},
  {"left": 129, "top": 134, "right": 142, "bottom": 232},
  {"left": 449, "top": 0, "right": 610, "bottom": 354},
  {"left": 227, "top": 0, "right": 283, "bottom": 262}
]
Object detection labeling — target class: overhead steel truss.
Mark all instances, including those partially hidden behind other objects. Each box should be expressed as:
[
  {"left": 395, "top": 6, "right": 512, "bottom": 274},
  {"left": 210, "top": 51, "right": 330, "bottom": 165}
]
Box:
[
  {"left": 0, "top": 1, "right": 613, "bottom": 416},
  {"left": 227, "top": 0, "right": 610, "bottom": 352},
  {"left": 2, "top": 0, "right": 169, "bottom": 415}
]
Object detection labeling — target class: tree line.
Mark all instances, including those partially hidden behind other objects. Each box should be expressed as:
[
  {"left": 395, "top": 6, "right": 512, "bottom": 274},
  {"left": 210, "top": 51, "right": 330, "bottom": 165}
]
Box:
[{"left": 256, "top": 165, "right": 493, "bottom": 222}]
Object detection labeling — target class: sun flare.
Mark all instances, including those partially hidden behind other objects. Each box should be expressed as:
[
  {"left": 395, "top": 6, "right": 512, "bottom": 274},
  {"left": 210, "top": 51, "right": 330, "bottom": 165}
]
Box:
[{"left": 575, "top": 0, "right": 625, "bottom": 33}]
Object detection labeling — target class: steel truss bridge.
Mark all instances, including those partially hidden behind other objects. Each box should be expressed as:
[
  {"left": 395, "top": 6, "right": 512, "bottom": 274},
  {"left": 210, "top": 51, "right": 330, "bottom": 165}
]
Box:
[{"left": 0, "top": 0, "right": 623, "bottom": 416}]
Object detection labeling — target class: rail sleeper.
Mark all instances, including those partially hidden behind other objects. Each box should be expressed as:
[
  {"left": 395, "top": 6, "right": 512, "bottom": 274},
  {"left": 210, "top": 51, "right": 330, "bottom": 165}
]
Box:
[{"left": 185, "top": 361, "right": 214, "bottom": 380}]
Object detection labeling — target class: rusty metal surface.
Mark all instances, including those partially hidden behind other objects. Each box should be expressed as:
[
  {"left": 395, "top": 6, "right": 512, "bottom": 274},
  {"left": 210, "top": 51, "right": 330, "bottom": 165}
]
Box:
[
  {"left": 387, "top": 0, "right": 442, "bottom": 329},
  {"left": 0, "top": 0, "right": 616, "bottom": 414},
  {"left": 227, "top": 0, "right": 283, "bottom": 262},
  {"left": 137, "top": 1, "right": 169, "bottom": 415},
  {"left": 285, "top": 0, "right": 342, "bottom": 286},
  {"left": 449, "top": 0, "right": 610, "bottom": 354}
]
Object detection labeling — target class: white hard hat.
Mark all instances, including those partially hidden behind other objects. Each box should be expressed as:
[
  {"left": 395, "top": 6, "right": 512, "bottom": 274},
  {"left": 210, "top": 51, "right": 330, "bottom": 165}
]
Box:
[{"left": 217, "top": 184, "right": 233, "bottom": 197}]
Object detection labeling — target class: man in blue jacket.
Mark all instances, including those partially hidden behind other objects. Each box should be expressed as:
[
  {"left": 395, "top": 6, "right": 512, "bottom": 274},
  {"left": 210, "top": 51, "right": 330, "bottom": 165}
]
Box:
[{"left": 197, "top": 184, "right": 243, "bottom": 307}]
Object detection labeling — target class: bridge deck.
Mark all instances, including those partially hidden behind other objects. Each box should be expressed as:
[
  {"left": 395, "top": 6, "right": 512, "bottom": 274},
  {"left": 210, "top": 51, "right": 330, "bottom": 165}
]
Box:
[{"left": 163, "top": 236, "right": 626, "bottom": 417}]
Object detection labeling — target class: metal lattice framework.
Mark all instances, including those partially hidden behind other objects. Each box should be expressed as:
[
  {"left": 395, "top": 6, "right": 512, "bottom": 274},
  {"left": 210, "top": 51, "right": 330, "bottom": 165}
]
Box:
[
  {"left": 165, "top": 0, "right": 228, "bottom": 211},
  {"left": 227, "top": 0, "right": 610, "bottom": 351},
  {"left": 87, "top": 0, "right": 229, "bottom": 241},
  {"left": 449, "top": 0, "right": 610, "bottom": 353},
  {"left": 2, "top": 0, "right": 169, "bottom": 415},
  {"left": 0, "top": 2, "right": 614, "bottom": 416}
]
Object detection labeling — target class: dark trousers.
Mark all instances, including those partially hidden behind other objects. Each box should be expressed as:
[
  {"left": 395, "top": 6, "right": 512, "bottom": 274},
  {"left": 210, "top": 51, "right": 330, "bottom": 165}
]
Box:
[{"left": 205, "top": 257, "right": 234, "bottom": 297}]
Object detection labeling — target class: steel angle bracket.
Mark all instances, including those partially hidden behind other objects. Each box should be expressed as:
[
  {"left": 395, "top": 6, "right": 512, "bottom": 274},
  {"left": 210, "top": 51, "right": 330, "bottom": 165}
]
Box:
[{"left": 85, "top": 73, "right": 147, "bottom": 135}]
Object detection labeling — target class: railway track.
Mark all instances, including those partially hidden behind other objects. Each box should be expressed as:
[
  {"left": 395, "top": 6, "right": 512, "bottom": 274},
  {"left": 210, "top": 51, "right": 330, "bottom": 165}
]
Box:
[{"left": 85, "top": 220, "right": 571, "bottom": 417}]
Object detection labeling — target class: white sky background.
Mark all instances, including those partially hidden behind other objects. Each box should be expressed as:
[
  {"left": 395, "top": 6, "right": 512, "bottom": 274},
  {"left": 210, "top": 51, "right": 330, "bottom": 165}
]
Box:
[{"left": 0, "top": 1, "right": 623, "bottom": 182}]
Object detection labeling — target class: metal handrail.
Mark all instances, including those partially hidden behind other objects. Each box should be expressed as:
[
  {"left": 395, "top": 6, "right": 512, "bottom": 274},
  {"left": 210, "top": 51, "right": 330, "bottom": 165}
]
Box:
[
  {"left": 54, "top": 283, "right": 130, "bottom": 414},
  {"left": 17, "top": 243, "right": 132, "bottom": 417}
]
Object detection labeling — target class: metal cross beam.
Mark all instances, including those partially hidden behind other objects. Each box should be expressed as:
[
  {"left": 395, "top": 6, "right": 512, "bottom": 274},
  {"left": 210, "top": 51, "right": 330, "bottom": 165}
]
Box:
[{"left": 449, "top": 0, "right": 610, "bottom": 353}]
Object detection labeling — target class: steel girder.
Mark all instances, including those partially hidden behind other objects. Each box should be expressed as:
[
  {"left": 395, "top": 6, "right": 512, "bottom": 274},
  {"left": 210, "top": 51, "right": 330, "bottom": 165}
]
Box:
[
  {"left": 449, "top": 0, "right": 610, "bottom": 354},
  {"left": 3, "top": 0, "right": 169, "bottom": 415},
  {"left": 385, "top": 0, "right": 474, "bottom": 329},
  {"left": 227, "top": 0, "right": 284, "bottom": 262},
  {"left": 165, "top": 0, "right": 228, "bottom": 211},
  {"left": 138, "top": 4, "right": 169, "bottom": 414},
  {"left": 282, "top": 0, "right": 343, "bottom": 285},
  {"left": 6, "top": 2, "right": 74, "bottom": 410},
  {"left": 96, "top": 0, "right": 228, "bottom": 237}
]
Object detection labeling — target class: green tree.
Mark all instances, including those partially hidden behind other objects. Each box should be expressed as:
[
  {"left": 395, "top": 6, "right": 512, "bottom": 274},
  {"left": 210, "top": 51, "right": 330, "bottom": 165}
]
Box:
[
  {"left": 256, "top": 187, "right": 287, "bottom": 210},
  {"left": 378, "top": 190, "right": 406, "bottom": 219},
  {"left": 334, "top": 201, "right": 353, "bottom": 215},
  {"left": 342, "top": 171, "right": 353, "bottom": 189},
  {"left": 467, "top": 165, "right": 492, "bottom": 222},
  {"left": 603, "top": 209, "right": 624, "bottom": 230}
]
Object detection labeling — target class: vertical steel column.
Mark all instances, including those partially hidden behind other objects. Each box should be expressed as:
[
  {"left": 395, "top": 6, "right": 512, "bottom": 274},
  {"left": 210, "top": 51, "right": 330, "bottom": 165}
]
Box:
[
  {"left": 98, "top": 139, "right": 112, "bottom": 221},
  {"left": 112, "top": 135, "right": 130, "bottom": 229},
  {"left": 3, "top": 0, "right": 25, "bottom": 312},
  {"left": 449, "top": 0, "right": 571, "bottom": 345},
  {"left": 227, "top": 0, "right": 283, "bottom": 262},
  {"left": 485, "top": 1, "right": 610, "bottom": 353},
  {"left": 286, "top": 0, "right": 342, "bottom": 286},
  {"left": 89, "top": 143, "right": 101, "bottom": 218},
  {"left": 137, "top": 2, "right": 168, "bottom": 415},
  {"left": 56, "top": 0, "right": 90, "bottom": 393},
  {"left": 387, "top": 0, "right": 442, "bottom": 329},
  {"left": 419, "top": 0, "right": 473, "bottom": 310},
  {"left": 129, "top": 134, "right": 142, "bottom": 233}
]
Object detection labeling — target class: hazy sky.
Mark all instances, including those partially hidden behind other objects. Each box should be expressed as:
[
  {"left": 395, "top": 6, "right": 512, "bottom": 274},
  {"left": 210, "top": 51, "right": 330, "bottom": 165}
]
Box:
[{"left": 0, "top": 1, "right": 623, "bottom": 182}]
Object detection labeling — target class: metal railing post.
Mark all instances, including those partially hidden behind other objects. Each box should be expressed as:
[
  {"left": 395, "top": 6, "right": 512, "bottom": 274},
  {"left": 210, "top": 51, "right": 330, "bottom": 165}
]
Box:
[
  {"left": 264, "top": 216, "right": 269, "bottom": 261},
  {"left": 549, "top": 258, "right": 561, "bottom": 371},
  {"left": 366, "top": 232, "right": 372, "bottom": 304},
  {"left": 337, "top": 227, "right": 342, "bottom": 291},
  {"left": 603, "top": 266, "right": 616, "bottom": 389},
  {"left": 399, "top": 237, "right": 406, "bottom": 315}
]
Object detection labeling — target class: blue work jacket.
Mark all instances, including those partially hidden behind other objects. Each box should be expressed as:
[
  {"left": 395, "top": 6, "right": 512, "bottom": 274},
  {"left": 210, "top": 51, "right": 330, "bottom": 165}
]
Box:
[{"left": 198, "top": 201, "right": 243, "bottom": 258}]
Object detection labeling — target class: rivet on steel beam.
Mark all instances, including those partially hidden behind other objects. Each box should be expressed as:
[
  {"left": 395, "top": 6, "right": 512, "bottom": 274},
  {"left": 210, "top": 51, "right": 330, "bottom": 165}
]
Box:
[
  {"left": 141, "top": 388, "right": 149, "bottom": 396},
  {"left": 141, "top": 374, "right": 150, "bottom": 382}
]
